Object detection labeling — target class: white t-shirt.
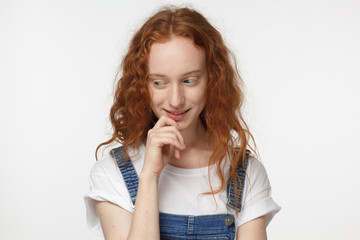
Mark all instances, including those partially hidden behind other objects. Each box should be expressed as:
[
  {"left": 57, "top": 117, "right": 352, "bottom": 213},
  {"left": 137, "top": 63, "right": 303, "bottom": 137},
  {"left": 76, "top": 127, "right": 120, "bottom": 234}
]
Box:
[{"left": 84, "top": 143, "right": 281, "bottom": 237}]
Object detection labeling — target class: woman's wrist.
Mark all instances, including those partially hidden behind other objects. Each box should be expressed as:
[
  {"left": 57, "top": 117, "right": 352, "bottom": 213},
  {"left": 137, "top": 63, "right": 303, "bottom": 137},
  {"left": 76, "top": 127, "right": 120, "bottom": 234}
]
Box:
[{"left": 139, "top": 170, "right": 160, "bottom": 183}]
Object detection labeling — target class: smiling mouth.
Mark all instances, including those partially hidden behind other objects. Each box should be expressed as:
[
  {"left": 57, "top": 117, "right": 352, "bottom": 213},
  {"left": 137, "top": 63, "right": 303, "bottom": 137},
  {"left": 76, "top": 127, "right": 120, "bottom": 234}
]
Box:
[
  {"left": 165, "top": 109, "right": 190, "bottom": 121},
  {"left": 167, "top": 110, "right": 189, "bottom": 115}
]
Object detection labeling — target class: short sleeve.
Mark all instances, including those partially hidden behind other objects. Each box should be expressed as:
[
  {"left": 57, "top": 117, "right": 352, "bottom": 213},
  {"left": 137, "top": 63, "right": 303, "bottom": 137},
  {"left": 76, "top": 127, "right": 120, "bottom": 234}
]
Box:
[
  {"left": 236, "top": 157, "right": 281, "bottom": 228},
  {"left": 83, "top": 155, "right": 134, "bottom": 236}
]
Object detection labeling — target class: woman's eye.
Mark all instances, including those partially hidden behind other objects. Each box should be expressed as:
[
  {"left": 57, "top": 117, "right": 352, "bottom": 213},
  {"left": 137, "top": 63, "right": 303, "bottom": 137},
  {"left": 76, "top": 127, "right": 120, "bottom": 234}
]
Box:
[
  {"left": 153, "top": 80, "right": 165, "bottom": 86},
  {"left": 183, "top": 79, "right": 196, "bottom": 84}
]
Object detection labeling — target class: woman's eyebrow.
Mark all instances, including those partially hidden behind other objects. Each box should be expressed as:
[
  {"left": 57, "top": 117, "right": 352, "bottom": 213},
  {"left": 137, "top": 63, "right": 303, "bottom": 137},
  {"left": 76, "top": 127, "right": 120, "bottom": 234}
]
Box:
[
  {"left": 148, "top": 73, "right": 168, "bottom": 78},
  {"left": 182, "top": 70, "right": 202, "bottom": 76},
  {"left": 149, "top": 70, "right": 202, "bottom": 78}
]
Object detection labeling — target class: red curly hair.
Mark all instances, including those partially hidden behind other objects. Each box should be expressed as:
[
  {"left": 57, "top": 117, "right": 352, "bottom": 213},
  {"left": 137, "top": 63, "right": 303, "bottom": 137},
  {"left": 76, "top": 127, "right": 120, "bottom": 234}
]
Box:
[{"left": 97, "top": 6, "right": 256, "bottom": 206}]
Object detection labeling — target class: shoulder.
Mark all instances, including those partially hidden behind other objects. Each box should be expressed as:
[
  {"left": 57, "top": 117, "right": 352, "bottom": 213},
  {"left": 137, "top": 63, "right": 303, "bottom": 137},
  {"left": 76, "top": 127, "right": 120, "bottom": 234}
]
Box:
[
  {"left": 92, "top": 143, "right": 146, "bottom": 178},
  {"left": 246, "top": 156, "right": 269, "bottom": 182},
  {"left": 90, "top": 153, "right": 119, "bottom": 180},
  {"left": 242, "top": 156, "right": 273, "bottom": 198},
  {"left": 229, "top": 153, "right": 268, "bottom": 186},
  {"left": 236, "top": 156, "right": 281, "bottom": 227}
]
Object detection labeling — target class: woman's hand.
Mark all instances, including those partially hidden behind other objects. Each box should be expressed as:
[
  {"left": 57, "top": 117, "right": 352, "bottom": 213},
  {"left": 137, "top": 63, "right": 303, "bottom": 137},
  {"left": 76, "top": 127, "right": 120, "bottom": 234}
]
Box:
[{"left": 143, "top": 116, "right": 186, "bottom": 177}]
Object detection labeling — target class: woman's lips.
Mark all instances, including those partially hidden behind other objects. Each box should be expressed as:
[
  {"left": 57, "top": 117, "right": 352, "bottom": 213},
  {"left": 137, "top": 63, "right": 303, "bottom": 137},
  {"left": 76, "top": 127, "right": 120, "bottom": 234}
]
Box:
[{"left": 165, "top": 109, "right": 190, "bottom": 121}]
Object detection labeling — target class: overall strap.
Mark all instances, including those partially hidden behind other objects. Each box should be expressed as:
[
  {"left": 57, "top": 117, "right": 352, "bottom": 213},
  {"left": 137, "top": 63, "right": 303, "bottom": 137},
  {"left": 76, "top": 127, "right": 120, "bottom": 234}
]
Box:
[
  {"left": 226, "top": 150, "right": 250, "bottom": 211},
  {"left": 110, "top": 146, "right": 138, "bottom": 205}
]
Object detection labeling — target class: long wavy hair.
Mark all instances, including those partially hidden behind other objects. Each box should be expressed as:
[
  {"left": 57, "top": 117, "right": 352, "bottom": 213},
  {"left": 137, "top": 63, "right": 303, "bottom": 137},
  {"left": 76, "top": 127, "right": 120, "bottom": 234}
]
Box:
[{"left": 97, "top": 6, "right": 256, "bottom": 207}]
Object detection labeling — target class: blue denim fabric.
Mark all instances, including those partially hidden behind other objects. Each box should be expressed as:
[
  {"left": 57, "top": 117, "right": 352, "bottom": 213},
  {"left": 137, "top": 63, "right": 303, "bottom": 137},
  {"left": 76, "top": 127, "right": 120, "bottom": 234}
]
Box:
[
  {"left": 226, "top": 158, "right": 248, "bottom": 211},
  {"left": 110, "top": 147, "right": 138, "bottom": 205},
  {"left": 110, "top": 146, "right": 248, "bottom": 239},
  {"left": 159, "top": 213, "right": 235, "bottom": 239}
]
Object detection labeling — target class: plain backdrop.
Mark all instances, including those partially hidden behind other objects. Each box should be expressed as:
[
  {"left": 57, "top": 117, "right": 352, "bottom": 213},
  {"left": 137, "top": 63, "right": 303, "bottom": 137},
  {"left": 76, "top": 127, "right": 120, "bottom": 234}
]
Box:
[{"left": 0, "top": 0, "right": 359, "bottom": 239}]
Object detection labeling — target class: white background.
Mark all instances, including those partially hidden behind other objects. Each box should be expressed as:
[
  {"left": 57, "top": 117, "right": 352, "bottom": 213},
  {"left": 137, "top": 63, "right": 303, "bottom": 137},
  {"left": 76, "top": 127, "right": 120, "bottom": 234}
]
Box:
[{"left": 1, "top": 0, "right": 359, "bottom": 239}]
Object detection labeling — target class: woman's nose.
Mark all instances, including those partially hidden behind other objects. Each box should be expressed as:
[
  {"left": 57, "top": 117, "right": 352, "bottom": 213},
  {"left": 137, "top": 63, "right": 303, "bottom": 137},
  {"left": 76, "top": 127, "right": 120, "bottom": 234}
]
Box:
[{"left": 169, "top": 85, "right": 185, "bottom": 108}]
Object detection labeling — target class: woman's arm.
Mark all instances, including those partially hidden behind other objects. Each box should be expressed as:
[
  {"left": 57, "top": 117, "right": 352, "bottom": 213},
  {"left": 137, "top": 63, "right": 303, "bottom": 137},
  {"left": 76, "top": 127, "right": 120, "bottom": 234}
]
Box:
[
  {"left": 95, "top": 116, "right": 185, "bottom": 240},
  {"left": 236, "top": 215, "right": 267, "bottom": 240},
  {"left": 95, "top": 201, "right": 132, "bottom": 240},
  {"left": 95, "top": 172, "right": 160, "bottom": 240},
  {"left": 127, "top": 172, "right": 161, "bottom": 239}
]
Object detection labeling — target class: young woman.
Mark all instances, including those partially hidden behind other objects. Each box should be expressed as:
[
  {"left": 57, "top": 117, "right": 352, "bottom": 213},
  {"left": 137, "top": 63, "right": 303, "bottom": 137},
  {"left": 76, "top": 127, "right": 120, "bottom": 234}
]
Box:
[{"left": 84, "top": 6, "right": 280, "bottom": 240}]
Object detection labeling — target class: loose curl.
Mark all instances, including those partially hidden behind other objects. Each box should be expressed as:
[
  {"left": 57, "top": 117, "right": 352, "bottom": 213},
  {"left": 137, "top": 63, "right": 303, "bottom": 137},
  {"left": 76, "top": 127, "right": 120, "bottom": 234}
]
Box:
[{"left": 96, "top": 6, "right": 256, "bottom": 208}]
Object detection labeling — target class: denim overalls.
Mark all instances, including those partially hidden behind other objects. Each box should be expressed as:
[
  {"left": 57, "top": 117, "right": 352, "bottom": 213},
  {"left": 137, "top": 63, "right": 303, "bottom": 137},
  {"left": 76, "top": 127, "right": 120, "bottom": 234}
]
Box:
[{"left": 110, "top": 147, "right": 248, "bottom": 240}]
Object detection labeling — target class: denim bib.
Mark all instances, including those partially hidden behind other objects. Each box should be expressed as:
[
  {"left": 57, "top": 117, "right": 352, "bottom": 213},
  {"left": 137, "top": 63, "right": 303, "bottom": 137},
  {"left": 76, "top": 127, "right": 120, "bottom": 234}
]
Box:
[{"left": 110, "top": 147, "right": 248, "bottom": 240}]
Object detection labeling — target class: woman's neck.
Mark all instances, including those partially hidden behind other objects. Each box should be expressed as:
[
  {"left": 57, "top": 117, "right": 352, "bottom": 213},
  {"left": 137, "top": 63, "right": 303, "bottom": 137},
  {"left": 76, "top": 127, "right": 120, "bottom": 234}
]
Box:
[{"left": 180, "top": 120, "right": 206, "bottom": 147}]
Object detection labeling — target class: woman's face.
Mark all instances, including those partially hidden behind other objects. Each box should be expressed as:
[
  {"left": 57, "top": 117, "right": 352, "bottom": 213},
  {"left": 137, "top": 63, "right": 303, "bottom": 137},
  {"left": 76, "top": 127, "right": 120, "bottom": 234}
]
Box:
[{"left": 147, "top": 36, "right": 207, "bottom": 132}]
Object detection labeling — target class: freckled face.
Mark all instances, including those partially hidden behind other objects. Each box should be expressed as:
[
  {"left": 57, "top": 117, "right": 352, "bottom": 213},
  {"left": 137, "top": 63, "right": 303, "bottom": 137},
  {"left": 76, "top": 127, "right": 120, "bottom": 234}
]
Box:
[{"left": 147, "top": 36, "right": 207, "bottom": 131}]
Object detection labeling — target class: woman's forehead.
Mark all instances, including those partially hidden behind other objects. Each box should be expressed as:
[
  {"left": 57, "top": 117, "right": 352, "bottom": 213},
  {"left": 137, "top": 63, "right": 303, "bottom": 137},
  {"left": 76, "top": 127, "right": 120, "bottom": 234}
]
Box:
[{"left": 148, "top": 36, "right": 206, "bottom": 76}]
